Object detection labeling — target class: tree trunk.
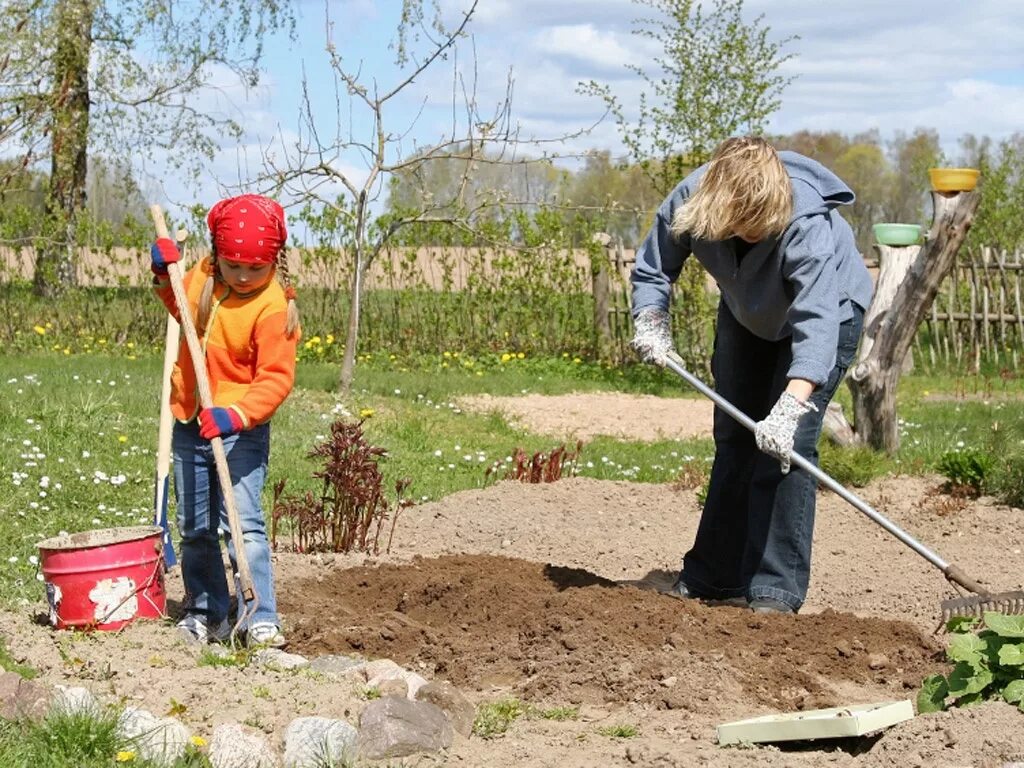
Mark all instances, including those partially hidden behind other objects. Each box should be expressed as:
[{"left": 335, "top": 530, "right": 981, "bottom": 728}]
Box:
[
  {"left": 35, "top": 0, "right": 92, "bottom": 298},
  {"left": 848, "top": 190, "right": 981, "bottom": 452},
  {"left": 338, "top": 260, "right": 364, "bottom": 395}
]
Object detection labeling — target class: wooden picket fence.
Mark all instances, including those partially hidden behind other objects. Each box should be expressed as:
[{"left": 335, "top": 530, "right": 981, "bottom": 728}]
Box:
[{"left": 921, "top": 247, "right": 1024, "bottom": 370}]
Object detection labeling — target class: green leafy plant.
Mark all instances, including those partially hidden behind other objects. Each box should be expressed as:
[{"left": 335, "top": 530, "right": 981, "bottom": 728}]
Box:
[
  {"left": 937, "top": 447, "right": 993, "bottom": 496},
  {"left": 472, "top": 698, "right": 530, "bottom": 739},
  {"left": 819, "top": 442, "right": 890, "bottom": 488},
  {"left": 597, "top": 723, "right": 639, "bottom": 739},
  {"left": 918, "top": 612, "right": 1024, "bottom": 713},
  {"left": 271, "top": 419, "right": 413, "bottom": 554}
]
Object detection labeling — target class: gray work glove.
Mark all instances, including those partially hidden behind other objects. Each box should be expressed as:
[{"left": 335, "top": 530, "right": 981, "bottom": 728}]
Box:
[
  {"left": 630, "top": 307, "right": 675, "bottom": 366},
  {"left": 754, "top": 392, "right": 818, "bottom": 474}
]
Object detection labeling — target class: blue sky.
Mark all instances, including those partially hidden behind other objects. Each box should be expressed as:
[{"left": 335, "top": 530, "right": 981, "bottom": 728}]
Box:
[{"left": 156, "top": 0, "right": 1024, "bottom": 220}]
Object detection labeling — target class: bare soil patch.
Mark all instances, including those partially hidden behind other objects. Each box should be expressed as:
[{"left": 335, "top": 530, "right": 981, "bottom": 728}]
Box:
[
  {"left": 457, "top": 392, "right": 714, "bottom": 441},
  {"left": 4, "top": 392, "right": 1024, "bottom": 767}
]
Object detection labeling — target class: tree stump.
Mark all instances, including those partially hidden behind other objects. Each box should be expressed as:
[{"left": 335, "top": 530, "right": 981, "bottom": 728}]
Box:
[{"left": 847, "top": 190, "right": 981, "bottom": 452}]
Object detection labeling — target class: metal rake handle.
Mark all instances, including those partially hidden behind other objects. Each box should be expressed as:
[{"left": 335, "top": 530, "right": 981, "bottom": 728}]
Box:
[{"left": 662, "top": 352, "right": 986, "bottom": 595}]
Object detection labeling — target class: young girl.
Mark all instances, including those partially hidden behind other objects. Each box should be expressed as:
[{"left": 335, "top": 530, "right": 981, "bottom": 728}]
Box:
[
  {"left": 631, "top": 136, "right": 872, "bottom": 614},
  {"left": 151, "top": 194, "right": 300, "bottom": 646}
]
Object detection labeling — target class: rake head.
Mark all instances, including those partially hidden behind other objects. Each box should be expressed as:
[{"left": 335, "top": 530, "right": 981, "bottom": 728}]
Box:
[{"left": 940, "top": 590, "right": 1024, "bottom": 623}]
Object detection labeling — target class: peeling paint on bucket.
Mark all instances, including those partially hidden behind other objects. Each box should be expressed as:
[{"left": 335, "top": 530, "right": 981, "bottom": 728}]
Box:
[{"left": 37, "top": 526, "right": 166, "bottom": 631}]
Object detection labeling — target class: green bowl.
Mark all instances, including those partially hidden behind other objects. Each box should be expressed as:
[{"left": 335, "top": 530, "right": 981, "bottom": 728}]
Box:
[{"left": 873, "top": 223, "right": 922, "bottom": 247}]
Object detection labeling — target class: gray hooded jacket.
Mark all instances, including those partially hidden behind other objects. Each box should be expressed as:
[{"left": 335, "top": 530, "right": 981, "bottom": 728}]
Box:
[{"left": 631, "top": 151, "right": 874, "bottom": 386}]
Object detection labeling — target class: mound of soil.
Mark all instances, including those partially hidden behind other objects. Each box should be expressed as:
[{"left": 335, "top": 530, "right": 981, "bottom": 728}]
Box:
[{"left": 282, "top": 554, "right": 942, "bottom": 715}]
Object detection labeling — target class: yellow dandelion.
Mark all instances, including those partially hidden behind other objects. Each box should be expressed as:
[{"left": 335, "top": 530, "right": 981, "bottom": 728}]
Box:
[
  {"left": 359, "top": 408, "right": 375, "bottom": 418},
  {"left": 33, "top": 325, "right": 46, "bottom": 335},
  {"left": 118, "top": 435, "right": 128, "bottom": 443},
  {"left": 115, "top": 750, "right": 136, "bottom": 762},
  {"left": 98, "top": 338, "right": 107, "bottom": 345},
  {"left": 573, "top": 357, "right": 582, "bottom": 364},
  {"left": 500, "top": 353, "right": 512, "bottom": 363},
  {"left": 189, "top": 735, "right": 207, "bottom": 747},
  {"left": 475, "top": 370, "right": 484, "bottom": 377},
  {"left": 516, "top": 352, "right": 525, "bottom": 359},
  {"left": 443, "top": 351, "right": 452, "bottom": 359},
  {"left": 126, "top": 342, "right": 135, "bottom": 349},
  {"left": 326, "top": 334, "right": 335, "bottom": 344}
]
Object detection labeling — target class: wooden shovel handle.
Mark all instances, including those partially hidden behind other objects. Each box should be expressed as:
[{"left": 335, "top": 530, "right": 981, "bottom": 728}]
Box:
[{"left": 149, "top": 205, "right": 255, "bottom": 601}]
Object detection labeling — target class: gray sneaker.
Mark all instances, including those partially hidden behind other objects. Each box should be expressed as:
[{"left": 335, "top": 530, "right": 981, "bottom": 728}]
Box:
[
  {"left": 176, "top": 614, "right": 231, "bottom": 644},
  {"left": 246, "top": 623, "right": 287, "bottom": 648}
]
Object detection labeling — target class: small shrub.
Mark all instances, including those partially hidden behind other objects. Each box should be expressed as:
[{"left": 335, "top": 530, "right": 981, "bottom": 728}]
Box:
[
  {"left": 937, "top": 447, "right": 993, "bottom": 496},
  {"left": 988, "top": 447, "right": 1024, "bottom": 508},
  {"left": 671, "top": 460, "right": 708, "bottom": 492},
  {"left": 918, "top": 612, "right": 1024, "bottom": 713},
  {"left": 486, "top": 441, "right": 583, "bottom": 484},
  {"left": 271, "top": 419, "right": 414, "bottom": 554},
  {"left": 819, "top": 443, "right": 889, "bottom": 488},
  {"left": 472, "top": 698, "right": 529, "bottom": 739}
]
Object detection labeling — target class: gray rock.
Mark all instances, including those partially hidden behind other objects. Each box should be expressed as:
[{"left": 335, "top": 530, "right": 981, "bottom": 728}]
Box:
[
  {"left": 254, "top": 648, "right": 310, "bottom": 671},
  {"left": 358, "top": 697, "right": 453, "bottom": 760},
  {"left": 0, "top": 671, "right": 51, "bottom": 721},
  {"left": 209, "top": 722, "right": 280, "bottom": 768},
  {"left": 283, "top": 716, "right": 358, "bottom": 768},
  {"left": 377, "top": 677, "right": 409, "bottom": 699},
  {"left": 308, "top": 654, "right": 364, "bottom": 680},
  {"left": 415, "top": 681, "right": 475, "bottom": 737},
  {"left": 50, "top": 685, "right": 99, "bottom": 716},
  {"left": 117, "top": 706, "right": 192, "bottom": 767}
]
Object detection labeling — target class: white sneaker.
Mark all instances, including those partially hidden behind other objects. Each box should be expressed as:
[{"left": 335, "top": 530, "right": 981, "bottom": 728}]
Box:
[
  {"left": 177, "top": 614, "right": 231, "bottom": 644},
  {"left": 246, "top": 623, "right": 287, "bottom": 648}
]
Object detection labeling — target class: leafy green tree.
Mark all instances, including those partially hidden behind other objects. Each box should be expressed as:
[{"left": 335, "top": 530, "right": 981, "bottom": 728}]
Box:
[
  {"left": 886, "top": 128, "right": 942, "bottom": 226},
  {"left": 578, "top": 0, "right": 796, "bottom": 373},
  {"left": 580, "top": 0, "right": 796, "bottom": 196},
  {"left": 962, "top": 133, "right": 1024, "bottom": 253},
  {"left": 7, "top": 0, "right": 293, "bottom": 297},
  {"left": 833, "top": 134, "right": 891, "bottom": 250}
]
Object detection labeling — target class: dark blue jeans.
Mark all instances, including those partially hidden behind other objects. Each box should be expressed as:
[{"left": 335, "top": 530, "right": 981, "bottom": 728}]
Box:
[{"left": 679, "top": 301, "right": 864, "bottom": 610}]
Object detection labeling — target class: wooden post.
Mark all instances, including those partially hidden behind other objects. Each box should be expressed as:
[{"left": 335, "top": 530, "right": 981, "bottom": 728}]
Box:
[
  {"left": 848, "top": 189, "right": 981, "bottom": 452},
  {"left": 591, "top": 233, "right": 613, "bottom": 358}
]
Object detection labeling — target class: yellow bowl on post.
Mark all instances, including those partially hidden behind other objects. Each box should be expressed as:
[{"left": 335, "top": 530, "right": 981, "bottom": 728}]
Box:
[
  {"left": 928, "top": 168, "right": 980, "bottom": 192},
  {"left": 872, "top": 223, "right": 922, "bottom": 246}
]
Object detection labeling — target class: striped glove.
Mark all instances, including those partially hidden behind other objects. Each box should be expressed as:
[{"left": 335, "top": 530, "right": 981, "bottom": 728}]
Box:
[
  {"left": 150, "top": 238, "right": 181, "bottom": 276},
  {"left": 754, "top": 393, "right": 818, "bottom": 474},
  {"left": 198, "top": 407, "right": 244, "bottom": 440}
]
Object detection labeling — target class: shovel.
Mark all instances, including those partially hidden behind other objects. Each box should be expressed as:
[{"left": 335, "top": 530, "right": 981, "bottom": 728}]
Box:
[
  {"left": 663, "top": 351, "right": 1024, "bottom": 622},
  {"left": 149, "top": 204, "right": 258, "bottom": 638}
]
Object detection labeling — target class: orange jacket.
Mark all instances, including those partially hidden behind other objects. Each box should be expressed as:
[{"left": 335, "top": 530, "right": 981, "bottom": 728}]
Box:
[{"left": 154, "top": 260, "right": 300, "bottom": 427}]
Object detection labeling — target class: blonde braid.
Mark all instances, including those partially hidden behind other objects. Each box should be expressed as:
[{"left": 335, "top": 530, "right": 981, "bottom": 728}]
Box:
[
  {"left": 276, "top": 249, "right": 300, "bottom": 338},
  {"left": 196, "top": 253, "right": 217, "bottom": 338}
]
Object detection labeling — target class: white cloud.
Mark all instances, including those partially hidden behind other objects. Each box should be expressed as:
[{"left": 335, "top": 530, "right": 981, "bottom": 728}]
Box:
[{"left": 144, "top": 0, "right": 1024, "bottom": 217}]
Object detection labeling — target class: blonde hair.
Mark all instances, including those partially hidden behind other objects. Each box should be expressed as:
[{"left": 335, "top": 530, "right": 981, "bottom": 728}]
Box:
[
  {"left": 197, "top": 250, "right": 301, "bottom": 339},
  {"left": 672, "top": 136, "right": 793, "bottom": 242}
]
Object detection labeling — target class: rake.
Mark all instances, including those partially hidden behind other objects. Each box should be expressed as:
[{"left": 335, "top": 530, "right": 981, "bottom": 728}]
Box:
[
  {"left": 663, "top": 351, "right": 1024, "bottom": 622},
  {"left": 149, "top": 204, "right": 259, "bottom": 642}
]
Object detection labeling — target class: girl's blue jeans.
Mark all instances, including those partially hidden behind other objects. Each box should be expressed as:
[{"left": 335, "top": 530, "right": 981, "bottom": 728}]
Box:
[
  {"left": 172, "top": 421, "right": 279, "bottom": 628},
  {"left": 679, "top": 301, "right": 865, "bottom": 611}
]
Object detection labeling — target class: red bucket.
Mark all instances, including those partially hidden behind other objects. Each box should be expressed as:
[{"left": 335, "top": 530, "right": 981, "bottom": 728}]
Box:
[{"left": 37, "top": 525, "right": 167, "bottom": 631}]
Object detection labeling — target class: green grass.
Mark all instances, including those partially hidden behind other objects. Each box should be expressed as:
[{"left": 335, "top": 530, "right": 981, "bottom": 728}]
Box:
[
  {"left": 2, "top": 348, "right": 1022, "bottom": 609},
  {"left": 0, "top": 706, "right": 212, "bottom": 767}
]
